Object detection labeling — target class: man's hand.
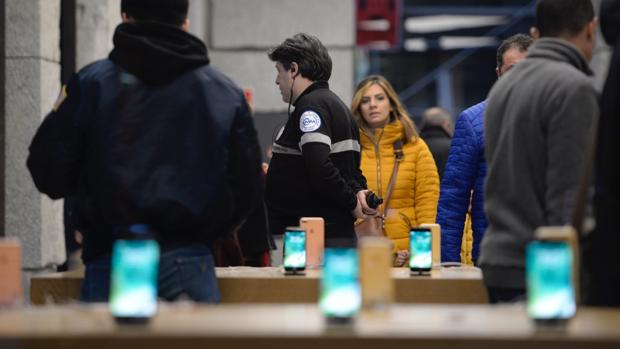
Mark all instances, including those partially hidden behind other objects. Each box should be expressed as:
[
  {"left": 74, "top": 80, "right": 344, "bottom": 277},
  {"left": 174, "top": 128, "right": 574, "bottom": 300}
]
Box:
[
  {"left": 356, "top": 190, "right": 378, "bottom": 216},
  {"left": 351, "top": 198, "right": 366, "bottom": 219}
]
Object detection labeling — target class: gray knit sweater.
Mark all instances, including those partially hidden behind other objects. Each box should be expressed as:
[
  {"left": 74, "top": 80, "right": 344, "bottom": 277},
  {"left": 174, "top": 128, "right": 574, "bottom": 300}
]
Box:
[{"left": 480, "top": 38, "right": 599, "bottom": 289}]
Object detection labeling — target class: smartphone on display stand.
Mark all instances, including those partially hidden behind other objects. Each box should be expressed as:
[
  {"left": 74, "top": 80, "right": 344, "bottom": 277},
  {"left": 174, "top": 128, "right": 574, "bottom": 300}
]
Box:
[
  {"left": 409, "top": 227, "right": 432, "bottom": 275},
  {"left": 283, "top": 227, "right": 306, "bottom": 274},
  {"left": 109, "top": 225, "right": 160, "bottom": 324},
  {"left": 320, "top": 248, "right": 361, "bottom": 324},
  {"left": 299, "top": 217, "right": 324, "bottom": 268},
  {"left": 526, "top": 227, "right": 577, "bottom": 327}
]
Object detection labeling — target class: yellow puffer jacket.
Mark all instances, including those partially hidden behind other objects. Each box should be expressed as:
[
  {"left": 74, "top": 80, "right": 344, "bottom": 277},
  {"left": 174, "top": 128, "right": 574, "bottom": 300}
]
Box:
[
  {"left": 461, "top": 212, "right": 474, "bottom": 265},
  {"left": 360, "top": 120, "right": 440, "bottom": 252}
]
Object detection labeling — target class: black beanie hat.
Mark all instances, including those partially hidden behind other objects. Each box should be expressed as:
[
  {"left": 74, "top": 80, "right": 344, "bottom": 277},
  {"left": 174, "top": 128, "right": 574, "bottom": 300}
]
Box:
[{"left": 121, "top": 0, "right": 189, "bottom": 26}]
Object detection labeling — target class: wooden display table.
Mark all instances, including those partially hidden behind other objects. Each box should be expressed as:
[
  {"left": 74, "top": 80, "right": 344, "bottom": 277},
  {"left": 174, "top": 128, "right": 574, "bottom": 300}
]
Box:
[
  {"left": 30, "top": 266, "right": 487, "bottom": 305},
  {"left": 1, "top": 304, "right": 619, "bottom": 349}
]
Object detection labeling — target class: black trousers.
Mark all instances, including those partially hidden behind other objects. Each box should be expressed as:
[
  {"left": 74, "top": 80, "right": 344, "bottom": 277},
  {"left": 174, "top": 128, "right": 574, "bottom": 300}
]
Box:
[{"left": 486, "top": 287, "right": 526, "bottom": 304}]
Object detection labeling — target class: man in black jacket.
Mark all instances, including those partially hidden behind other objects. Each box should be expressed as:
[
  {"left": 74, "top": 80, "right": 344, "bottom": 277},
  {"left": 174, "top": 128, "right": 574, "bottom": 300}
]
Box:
[
  {"left": 266, "top": 33, "right": 373, "bottom": 243},
  {"left": 26, "top": 0, "right": 262, "bottom": 303},
  {"left": 586, "top": 0, "right": 620, "bottom": 307}
]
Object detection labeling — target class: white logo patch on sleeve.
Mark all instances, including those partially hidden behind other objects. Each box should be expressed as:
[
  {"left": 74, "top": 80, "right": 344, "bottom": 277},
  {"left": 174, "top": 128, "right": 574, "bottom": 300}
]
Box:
[{"left": 299, "top": 111, "right": 322, "bottom": 132}]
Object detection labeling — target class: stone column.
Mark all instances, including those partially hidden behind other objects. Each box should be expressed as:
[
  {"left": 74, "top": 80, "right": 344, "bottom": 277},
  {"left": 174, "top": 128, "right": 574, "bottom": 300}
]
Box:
[
  {"left": 5, "top": 0, "right": 64, "bottom": 298},
  {"left": 76, "top": 0, "right": 120, "bottom": 70},
  {"left": 207, "top": 0, "right": 356, "bottom": 114},
  {"left": 188, "top": 0, "right": 208, "bottom": 42}
]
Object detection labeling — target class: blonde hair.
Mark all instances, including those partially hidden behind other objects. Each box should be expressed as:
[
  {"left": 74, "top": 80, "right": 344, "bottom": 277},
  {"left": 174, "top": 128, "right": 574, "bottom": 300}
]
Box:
[{"left": 351, "top": 75, "right": 418, "bottom": 143}]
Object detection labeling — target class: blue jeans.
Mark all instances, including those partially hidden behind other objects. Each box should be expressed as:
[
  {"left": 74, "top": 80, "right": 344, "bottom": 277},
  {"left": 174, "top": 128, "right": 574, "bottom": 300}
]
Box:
[{"left": 81, "top": 244, "right": 221, "bottom": 303}]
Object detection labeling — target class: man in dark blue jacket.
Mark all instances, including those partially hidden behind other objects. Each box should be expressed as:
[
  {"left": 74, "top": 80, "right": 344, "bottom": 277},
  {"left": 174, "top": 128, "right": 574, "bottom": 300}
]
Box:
[
  {"left": 437, "top": 34, "right": 532, "bottom": 265},
  {"left": 26, "top": 0, "right": 262, "bottom": 303}
]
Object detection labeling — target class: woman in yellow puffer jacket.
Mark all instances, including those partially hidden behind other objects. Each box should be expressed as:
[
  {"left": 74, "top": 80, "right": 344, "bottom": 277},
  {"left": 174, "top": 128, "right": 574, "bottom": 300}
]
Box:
[{"left": 351, "top": 75, "right": 439, "bottom": 266}]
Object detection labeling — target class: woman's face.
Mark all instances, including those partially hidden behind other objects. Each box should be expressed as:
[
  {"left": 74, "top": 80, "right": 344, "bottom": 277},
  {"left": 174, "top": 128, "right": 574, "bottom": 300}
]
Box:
[{"left": 359, "top": 83, "right": 392, "bottom": 129}]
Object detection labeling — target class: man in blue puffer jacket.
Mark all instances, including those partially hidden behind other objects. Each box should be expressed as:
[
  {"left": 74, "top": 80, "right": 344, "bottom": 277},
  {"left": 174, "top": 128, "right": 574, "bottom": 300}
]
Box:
[{"left": 437, "top": 34, "right": 532, "bottom": 264}]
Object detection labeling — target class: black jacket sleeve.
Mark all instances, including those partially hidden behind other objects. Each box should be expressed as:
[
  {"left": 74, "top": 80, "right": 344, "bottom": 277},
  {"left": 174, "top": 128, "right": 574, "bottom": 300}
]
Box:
[
  {"left": 302, "top": 142, "right": 358, "bottom": 211},
  {"left": 349, "top": 128, "right": 367, "bottom": 194},
  {"left": 296, "top": 106, "right": 362, "bottom": 211},
  {"left": 350, "top": 161, "right": 367, "bottom": 194},
  {"left": 297, "top": 106, "right": 362, "bottom": 211},
  {"left": 27, "top": 74, "right": 85, "bottom": 199},
  {"left": 227, "top": 98, "right": 264, "bottom": 230}
]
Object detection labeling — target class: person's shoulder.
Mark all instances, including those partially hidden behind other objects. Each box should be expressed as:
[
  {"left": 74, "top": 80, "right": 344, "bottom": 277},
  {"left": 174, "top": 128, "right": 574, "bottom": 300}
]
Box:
[
  {"left": 460, "top": 101, "right": 486, "bottom": 121},
  {"left": 296, "top": 89, "right": 331, "bottom": 112},
  {"left": 312, "top": 87, "right": 350, "bottom": 116},
  {"left": 408, "top": 137, "right": 439, "bottom": 167},
  {"left": 534, "top": 61, "right": 597, "bottom": 102},
  {"left": 77, "top": 59, "right": 116, "bottom": 80},
  {"left": 198, "top": 65, "right": 237, "bottom": 85},
  {"left": 454, "top": 101, "right": 486, "bottom": 136},
  {"left": 79, "top": 58, "right": 114, "bottom": 72},
  {"left": 301, "top": 85, "right": 331, "bottom": 103},
  {"left": 193, "top": 65, "right": 244, "bottom": 96},
  {"left": 303, "top": 84, "right": 340, "bottom": 102},
  {"left": 532, "top": 57, "right": 593, "bottom": 88},
  {"left": 560, "top": 67, "right": 596, "bottom": 92},
  {"left": 408, "top": 136, "right": 431, "bottom": 154}
]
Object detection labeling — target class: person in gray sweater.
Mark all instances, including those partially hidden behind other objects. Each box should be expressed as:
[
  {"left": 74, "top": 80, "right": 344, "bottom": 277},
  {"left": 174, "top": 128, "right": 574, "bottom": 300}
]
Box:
[{"left": 480, "top": 0, "right": 599, "bottom": 303}]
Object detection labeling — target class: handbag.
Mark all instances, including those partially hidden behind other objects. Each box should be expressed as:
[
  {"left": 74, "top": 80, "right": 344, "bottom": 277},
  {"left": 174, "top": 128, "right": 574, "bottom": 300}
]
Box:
[
  {"left": 354, "top": 214, "right": 384, "bottom": 238},
  {"left": 355, "top": 140, "right": 404, "bottom": 238}
]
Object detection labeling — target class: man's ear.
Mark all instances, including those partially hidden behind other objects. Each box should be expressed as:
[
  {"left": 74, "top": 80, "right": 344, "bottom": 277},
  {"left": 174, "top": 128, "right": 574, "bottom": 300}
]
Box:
[
  {"left": 181, "top": 18, "right": 190, "bottom": 32},
  {"left": 530, "top": 26, "right": 540, "bottom": 40},
  {"left": 587, "top": 17, "right": 598, "bottom": 41},
  {"left": 290, "top": 62, "right": 299, "bottom": 78}
]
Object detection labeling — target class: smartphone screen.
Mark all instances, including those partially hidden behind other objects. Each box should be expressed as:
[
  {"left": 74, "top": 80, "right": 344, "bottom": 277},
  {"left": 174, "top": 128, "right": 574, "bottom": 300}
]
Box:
[
  {"left": 526, "top": 240, "right": 575, "bottom": 322},
  {"left": 320, "top": 248, "right": 361, "bottom": 321},
  {"left": 409, "top": 228, "right": 432, "bottom": 272},
  {"left": 283, "top": 228, "right": 306, "bottom": 271},
  {"left": 109, "top": 239, "right": 160, "bottom": 323}
]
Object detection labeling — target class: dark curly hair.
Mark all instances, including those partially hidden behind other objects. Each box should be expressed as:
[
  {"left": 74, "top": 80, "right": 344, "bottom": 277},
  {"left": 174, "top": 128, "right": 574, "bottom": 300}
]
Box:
[{"left": 496, "top": 34, "right": 533, "bottom": 70}]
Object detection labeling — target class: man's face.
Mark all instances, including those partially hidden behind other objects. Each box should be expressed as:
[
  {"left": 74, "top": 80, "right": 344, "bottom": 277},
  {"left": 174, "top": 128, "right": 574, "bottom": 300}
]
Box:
[
  {"left": 275, "top": 62, "right": 294, "bottom": 103},
  {"left": 497, "top": 47, "right": 528, "bottom": 77}
]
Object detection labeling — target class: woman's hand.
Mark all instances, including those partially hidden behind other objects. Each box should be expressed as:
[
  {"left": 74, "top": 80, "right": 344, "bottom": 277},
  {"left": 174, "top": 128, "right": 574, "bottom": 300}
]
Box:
[{"left": 394, "top": 249, "right": 409, "bottom": 267}]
